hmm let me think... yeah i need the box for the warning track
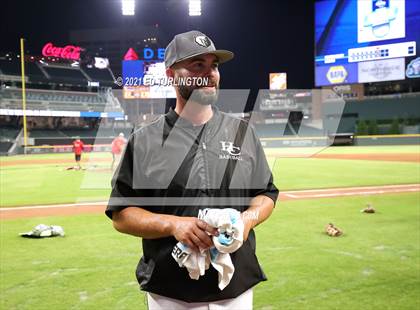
[1,184,418,220]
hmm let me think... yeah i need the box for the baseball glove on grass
[325,223,343,237]
[361,204,376,213]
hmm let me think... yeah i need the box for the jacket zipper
[201,138,210,191]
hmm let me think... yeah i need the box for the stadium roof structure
[0,56,116,88]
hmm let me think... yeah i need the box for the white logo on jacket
[219,141,242,160]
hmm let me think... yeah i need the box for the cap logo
[195,36,211,48]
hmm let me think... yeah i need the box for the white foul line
[286,188,419,199]
[283,184,420,194]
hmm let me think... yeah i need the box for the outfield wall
[11,134,420,155]
[259,134,420,148]
[324,95,420,133]
[354,135,420,146]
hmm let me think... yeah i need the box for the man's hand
[171,217,219,252]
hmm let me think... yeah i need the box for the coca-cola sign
[42,42,81,60]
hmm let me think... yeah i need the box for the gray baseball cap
[164,30,234,68]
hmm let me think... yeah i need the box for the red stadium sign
[42,42,81,60]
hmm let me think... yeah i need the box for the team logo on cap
[195,36,211,48]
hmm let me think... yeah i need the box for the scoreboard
[315,0,420,86]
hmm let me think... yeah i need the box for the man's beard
[178,84,219,106]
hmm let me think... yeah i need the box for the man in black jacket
[106,30,278,309]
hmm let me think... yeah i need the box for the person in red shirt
[72,137,85,170]
[111,133,127,170]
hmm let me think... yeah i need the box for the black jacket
[106,106,279,302]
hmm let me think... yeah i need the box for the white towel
[172,208,244,290]
[198,208,244,254]
[172,242,209,280]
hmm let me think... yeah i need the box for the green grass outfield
[0,153,113,207]
[1,145,419,207]
[1,145,419,308]
[1,193,419,309]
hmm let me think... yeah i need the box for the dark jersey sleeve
[105,135,137,219]
[249,125,279,205]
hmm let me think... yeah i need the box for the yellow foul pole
[20,38,28,152]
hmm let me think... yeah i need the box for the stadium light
[122,0,135,16]
[189,0,201,16]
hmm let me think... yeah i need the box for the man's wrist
[164,215,178,236]
[242,215,254,232]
